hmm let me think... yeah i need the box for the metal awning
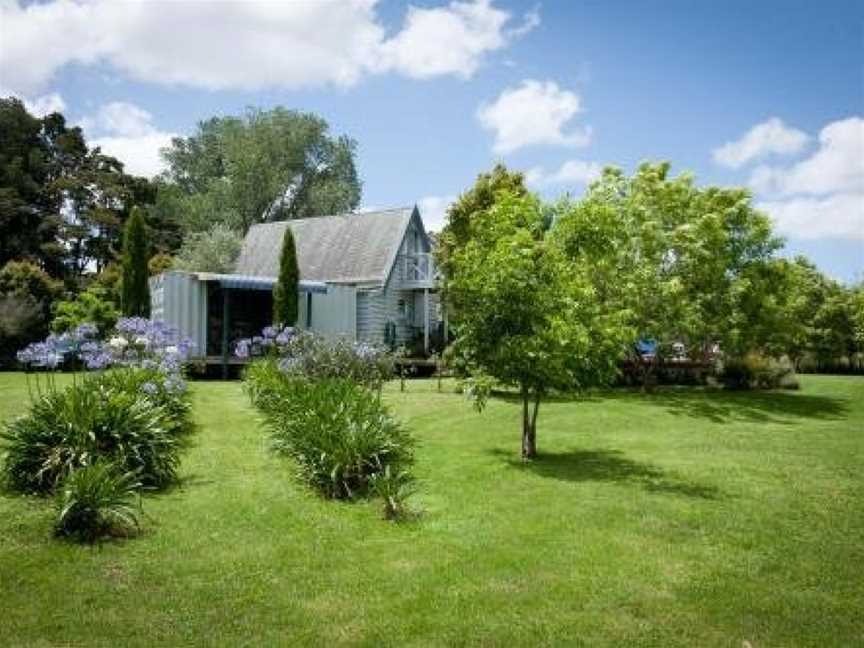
[194,272,328,293]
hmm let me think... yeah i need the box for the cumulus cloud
[756,193,863,240]
[417,195,456,232]
[83,102,177,178]
[749,117,863,240]
[524,159,603,187]
[477,80,591,154]
[712,117,809,169]
[381,0,537,79]
[0,0,533,93]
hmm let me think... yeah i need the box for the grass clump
[54,461,142,543]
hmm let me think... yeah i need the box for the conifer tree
[121,207,151,317]
[273,225,299,326]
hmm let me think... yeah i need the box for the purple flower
[234,339,251,359]
[73,323,99,340]
[141,381,159,395]
[262,326,278,339]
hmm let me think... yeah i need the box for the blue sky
[1,0,861,281]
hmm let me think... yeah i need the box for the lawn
[1,373,862,647]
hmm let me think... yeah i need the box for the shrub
[259,376,414,500]
[1,371,184,494]
[719,353,799,390]
[54,461,142,543]
[51,286,119,337]
[172,224,242,274]
[369,464,417,521]
[237,327,394,390]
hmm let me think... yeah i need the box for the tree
[446,189,631,459]
[120,208,150,317]
[273,226,299,326]
[436,164,528,283]
[555,163,784,373]
[0,260,63,364]
[1,97,158,281]
[160,107,362,233]
[172,224,242,274]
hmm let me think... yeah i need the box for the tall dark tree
[160,107,362,233]
[273,226,299,326]
[121,207,150,317]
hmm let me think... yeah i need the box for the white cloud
[417,195,456,232]
[477,80,591,154]
[381,0,536,79]
[749,117,864,196]
[0,0,533,93]
[525,159,603,187]
[749,117,864,240]
[757,193,863,240]
[712,118,809,169]
[83,102,177,178]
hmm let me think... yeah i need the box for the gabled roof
[234,206,419,284]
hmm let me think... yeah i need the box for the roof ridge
[249,206,414,229]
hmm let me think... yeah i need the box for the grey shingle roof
[234,207,416,284]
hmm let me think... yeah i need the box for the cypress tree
[121,207,151,317]
[273,225,299,326]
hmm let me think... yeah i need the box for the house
[150,206,441,370]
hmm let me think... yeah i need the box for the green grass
[1,373,862,647]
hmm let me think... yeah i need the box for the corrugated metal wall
[149,272,208,357]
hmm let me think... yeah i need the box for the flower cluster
[235,326,394,388]
[17,323,101,369]
[17,318,194,394]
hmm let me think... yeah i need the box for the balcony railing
[399,252,437,287]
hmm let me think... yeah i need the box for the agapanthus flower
[141,381,159,395]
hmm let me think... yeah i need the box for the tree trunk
[521,386,539,460]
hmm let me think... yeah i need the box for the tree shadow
[490,447,720,499]
[603,389,850,425]
[489,387,850,425]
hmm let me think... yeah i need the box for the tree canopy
[158,107,362,234]
[445,189,632,458]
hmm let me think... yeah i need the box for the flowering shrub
[1,372,184,493]
[262,377,414,500]
[240,327,414,515]
[2,318,195,498]
[236,326,394,389]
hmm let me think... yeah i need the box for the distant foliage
[54,461,142,543]
[719,354,799,391]
[51,286,119,337]
[172,224,242,274]
[0,260,63,364]
[273,227,299,326]
[121,208,151,317]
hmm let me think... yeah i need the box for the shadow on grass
[490,388,849,425]
[606,389,850,424]
[490,447,720,499]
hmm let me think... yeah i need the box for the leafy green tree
[436,164,528,283]
[553,165,696,390]
[120,208,150,317]
[273,226,300,326]
[160,107,362,233]
[51,286,119,336]
[1,97,158,281]
[172,224,242,274]
[447,190,631,459]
